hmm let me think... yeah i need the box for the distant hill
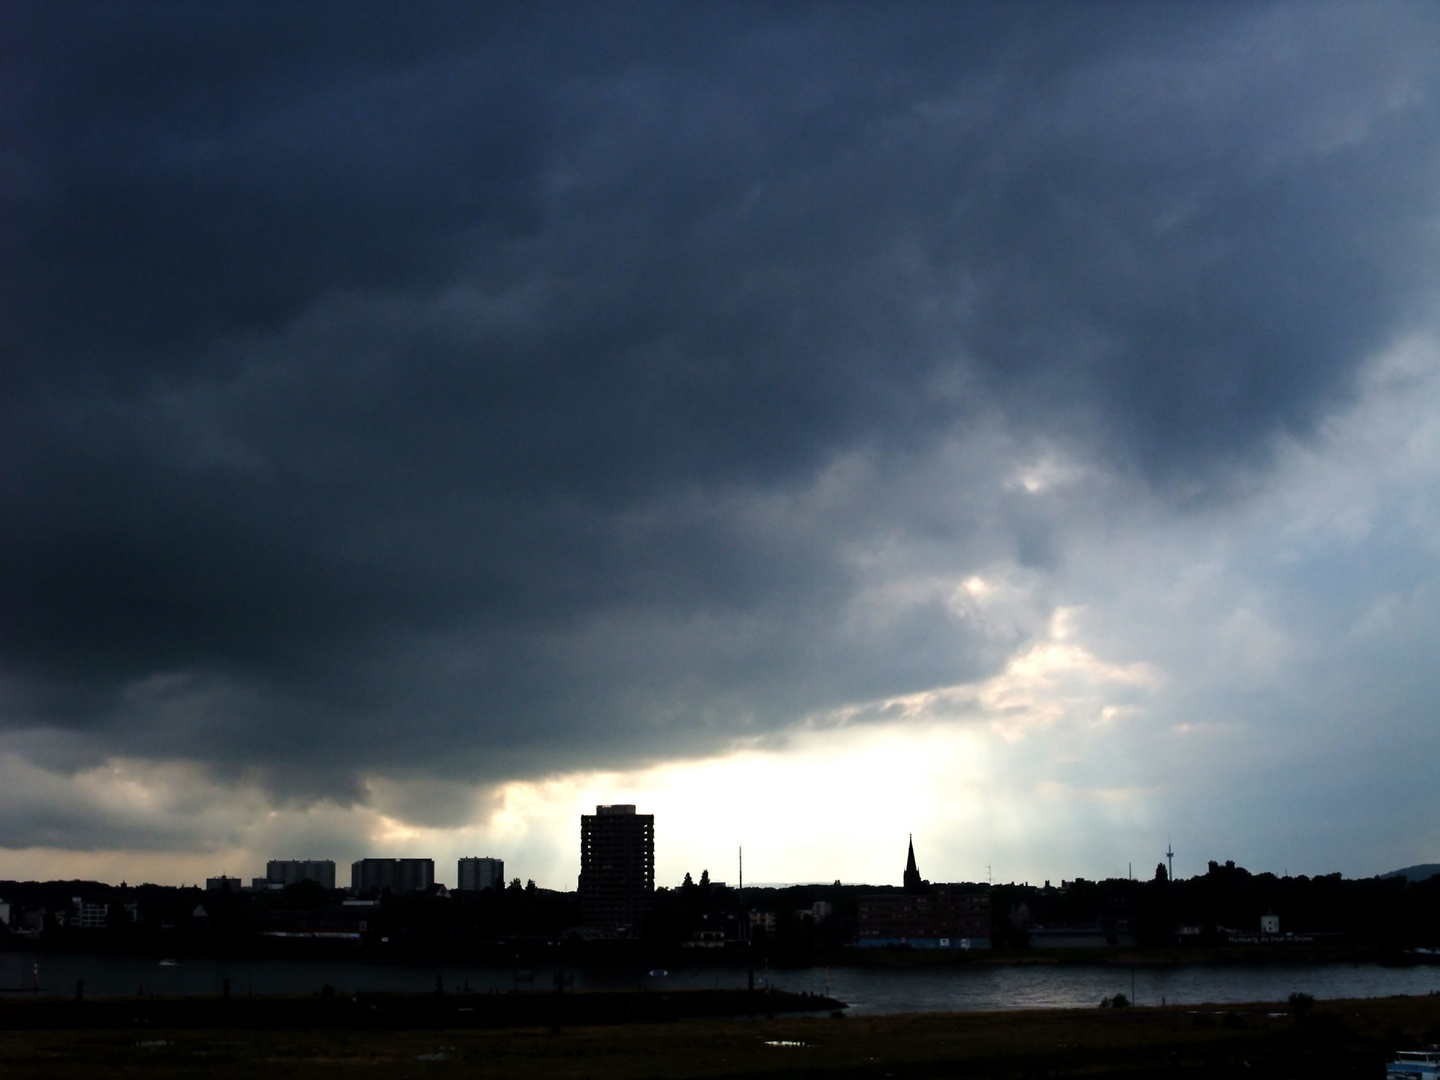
[1381,864,1440,882]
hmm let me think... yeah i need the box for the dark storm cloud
[2,2,1438,798]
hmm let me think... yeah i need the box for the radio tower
[1166,841,1175,882]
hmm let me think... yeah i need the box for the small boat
[1387,1048,1440,1080]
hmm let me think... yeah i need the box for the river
[2,952,1437,1015]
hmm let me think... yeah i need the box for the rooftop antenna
[1166,840,1174,882]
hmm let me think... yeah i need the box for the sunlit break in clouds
[2,2,1439,888]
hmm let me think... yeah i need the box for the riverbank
[0,986,842,1030]
[2,993,1438,1078]
[4,936,1421,970]
[826,940,1412,968]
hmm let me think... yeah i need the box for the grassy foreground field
[2,994,1438,1078]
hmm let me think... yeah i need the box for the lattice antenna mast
[738,846,744,942]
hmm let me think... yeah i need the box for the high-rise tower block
[579,804,655,933]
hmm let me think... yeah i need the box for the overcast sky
[3,2,1439,890]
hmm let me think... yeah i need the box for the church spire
[903,833,923,892]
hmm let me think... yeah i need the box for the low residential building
[255,899,374,943]
[71,900,109,929]
[796,900,835,922]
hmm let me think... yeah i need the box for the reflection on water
[1,952,1437,1014]
[796,962,1440,1014]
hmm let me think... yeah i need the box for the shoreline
[0,986,845,1030]
[2,939,1424,970]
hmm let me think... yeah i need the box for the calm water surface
[3,952,1437,1015]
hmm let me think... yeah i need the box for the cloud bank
[2,2,1438,883]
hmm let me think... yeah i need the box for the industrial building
[578,804,654,933]
[457,856,505,892]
